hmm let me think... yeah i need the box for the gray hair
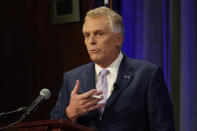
[84,6,124,36]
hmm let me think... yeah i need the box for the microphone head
[40,88,51,100]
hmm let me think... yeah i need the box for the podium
[3,119,94,131]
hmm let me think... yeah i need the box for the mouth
[90,49,97,53]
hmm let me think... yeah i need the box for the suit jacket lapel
[79,63,101,118]
[104,56,134,113]
[81,62,96,93]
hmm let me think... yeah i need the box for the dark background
[1,0,94,122]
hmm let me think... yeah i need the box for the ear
[115,33,123,48]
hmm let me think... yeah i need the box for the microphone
[25,88,51,114]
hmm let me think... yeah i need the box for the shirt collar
[95,52,123,76]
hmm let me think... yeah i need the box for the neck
[96,51,120,68]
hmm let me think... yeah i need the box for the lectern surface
[2,119,94,131]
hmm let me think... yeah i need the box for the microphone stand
[0,88,50,130]
[0,102,41,130]
[0,106,29,117]
[0,106,30,130]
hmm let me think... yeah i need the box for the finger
[87,103,105,111]
[72,80,80,94]
[79,100,104,114]
[93,91,103,96]
[80,89,97,99]
[81,97,102,106]
[84,98,101,108]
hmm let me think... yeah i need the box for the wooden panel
[0,0,94,123]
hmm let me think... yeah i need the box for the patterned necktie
[96,69,109,116]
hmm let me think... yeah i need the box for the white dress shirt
[95,52,123,98]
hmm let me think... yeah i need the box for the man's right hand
[65,80,103,122]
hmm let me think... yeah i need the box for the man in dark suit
[50,7,175,131]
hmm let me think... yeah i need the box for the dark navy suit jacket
[50,55,175,131]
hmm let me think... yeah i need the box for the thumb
[72,80,80,94]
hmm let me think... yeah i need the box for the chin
[90,58,98,63]
[90,56,101,63]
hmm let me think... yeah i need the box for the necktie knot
[100,69,109,77]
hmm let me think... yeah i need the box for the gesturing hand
[65,80,103,122]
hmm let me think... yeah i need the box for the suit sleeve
[147,67,175,131]
[50,75,70,120]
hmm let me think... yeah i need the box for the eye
[96,32,104,36]
[99,32,103,36]
[84,33,90,38]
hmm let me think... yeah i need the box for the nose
[89,35,96,45]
